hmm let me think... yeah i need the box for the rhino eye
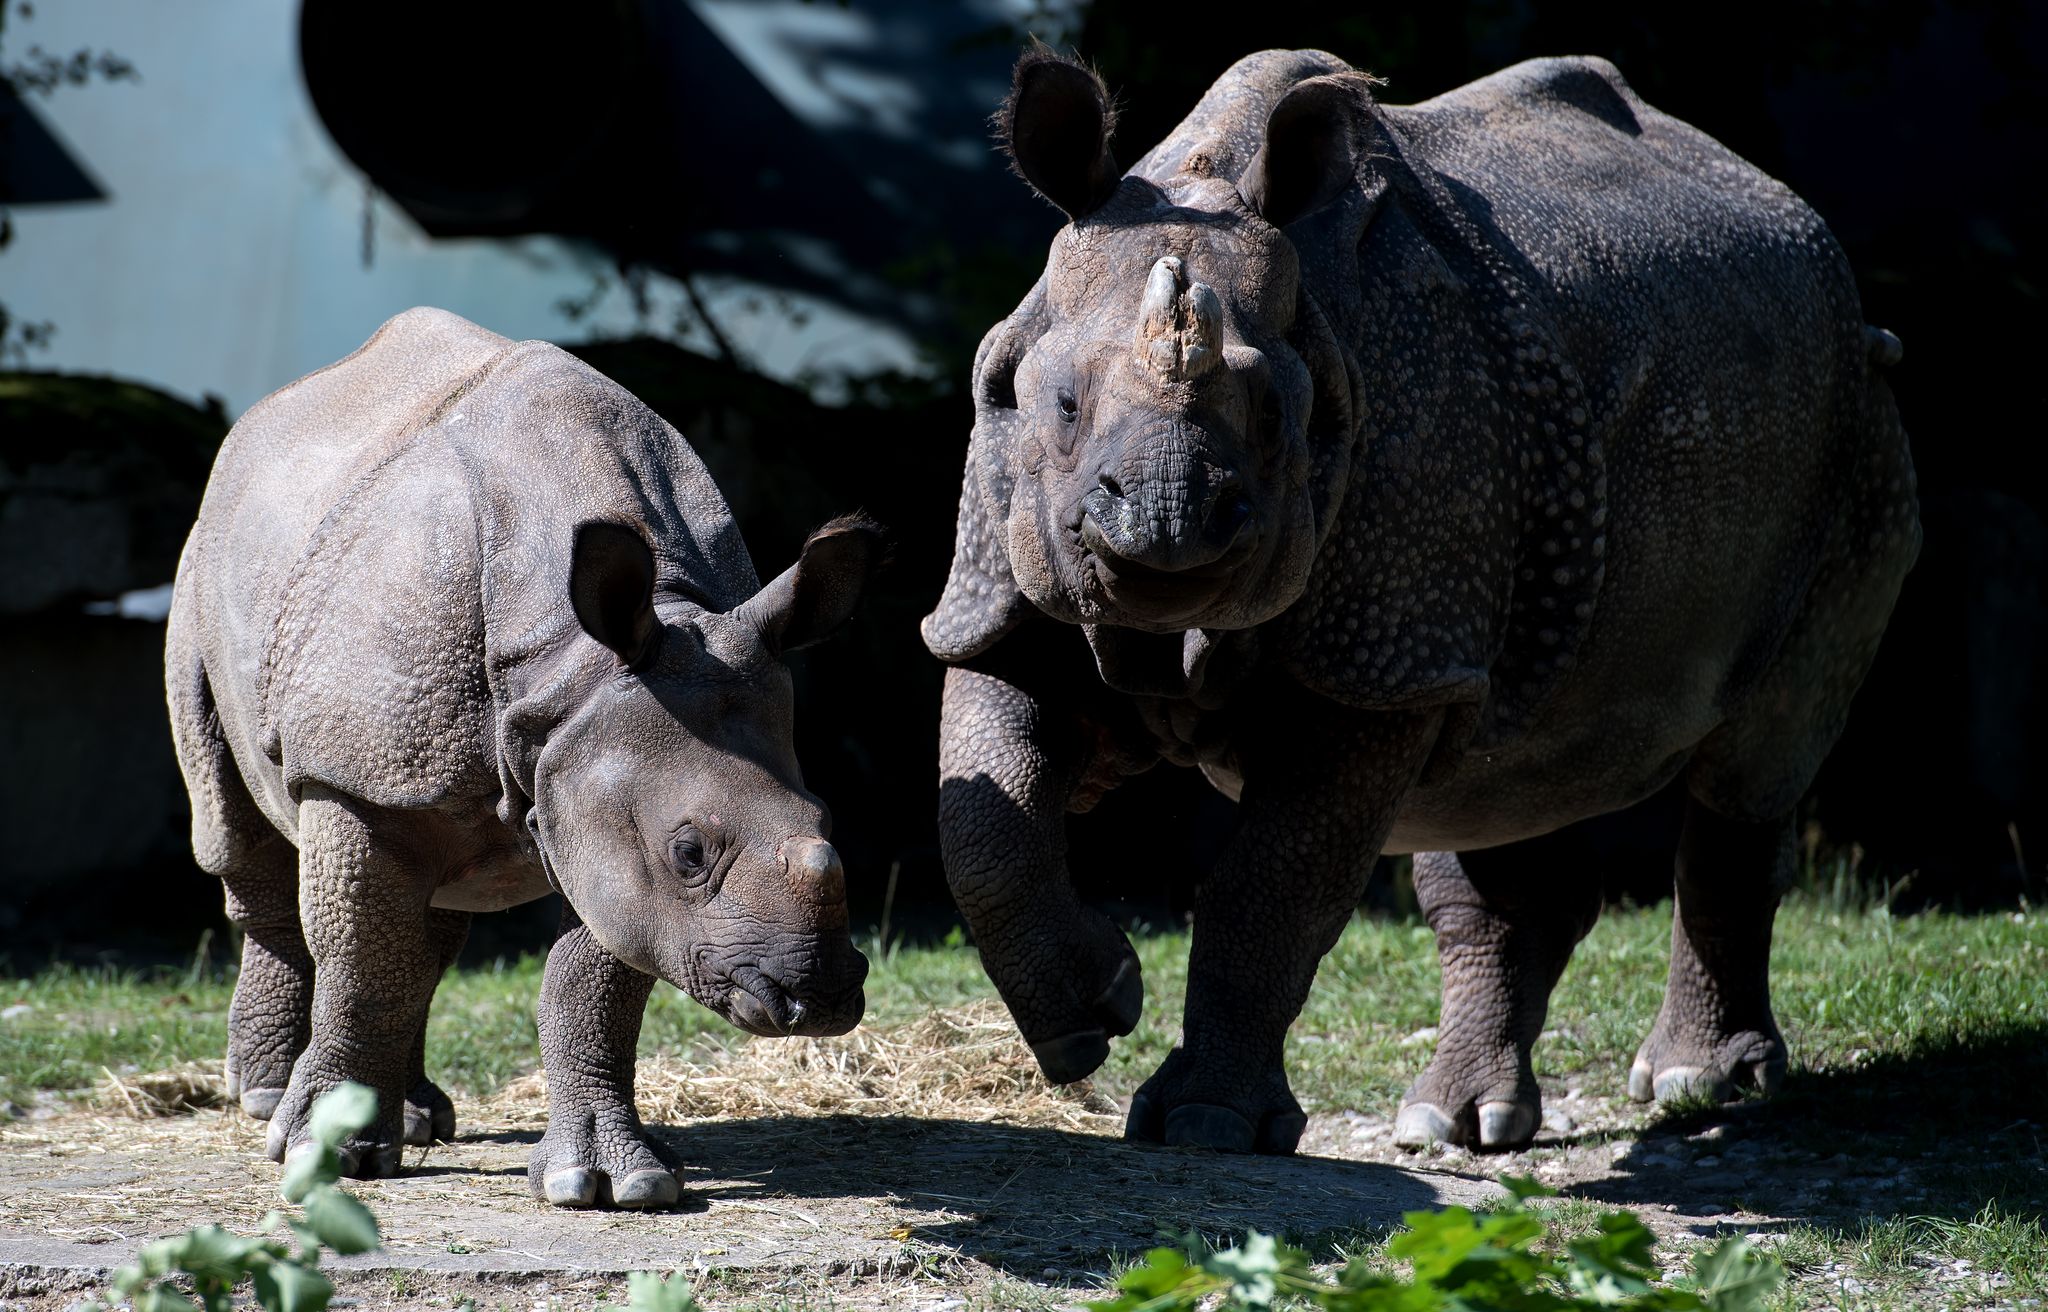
[1055,388,1078,423]
[669,825,710,883]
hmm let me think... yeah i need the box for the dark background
[2,0,2042,963]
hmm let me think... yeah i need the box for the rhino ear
[1241,75,1367,229]
[570,521,660,669]
[999,44,1119,221]
[739,515,887,655]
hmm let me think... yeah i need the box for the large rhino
[925,48,1918,1152]
[168,308,880,1205]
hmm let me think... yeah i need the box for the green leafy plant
[1086,1177,1782,1312]
[75,1083,385,1312]
[624,1270,704,1312]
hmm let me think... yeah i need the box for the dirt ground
[1,1100,1503,1309]
[2,1003,2039,1309]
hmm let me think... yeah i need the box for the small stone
[0,1004,32,1021]
[1695,1154,1722,1167]
[1688,1124,1728,1143]
[1541,1108,1576,1134]
[1401,1027,1439,1047]
[1683,1201,1731,1217]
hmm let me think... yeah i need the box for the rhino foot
[529,1109,679,1210]
[240,1086,287,1120]
[264,1073,403,1181]
[1393,1044,1541,1151]
[1628,1019,1785,1104]
[403,1079,457,1145]
[1124,1049,1305,1155]
[1026,954,1144,1084]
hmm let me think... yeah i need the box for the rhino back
[1387,58,1874,707]
[1358,59,1901,835]
[176,307,754,830]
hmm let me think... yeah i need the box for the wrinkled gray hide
[168,308,880,1206]
[927,50,1918,1153]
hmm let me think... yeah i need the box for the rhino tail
[1864,324,1903,369]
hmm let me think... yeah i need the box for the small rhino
[926,49,1918,1152]
[167,308,881,1207]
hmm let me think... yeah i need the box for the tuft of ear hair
[996,40,1121,221]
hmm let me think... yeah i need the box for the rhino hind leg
[264,787,446,1180]
[1394,832,1603,1150]
[1629,803,1791,1104]
[220,841,314,1121]
[1634,397,1917,1106]
[170,613,311,1119]
[528,909,678,1210]
[400,908,470,1145]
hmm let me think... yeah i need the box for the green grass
[4,897,2042,1118]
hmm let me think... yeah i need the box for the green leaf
[624,1270,702,1312]
[134,1287,201,1312]
[305,1082,378,1150]
[1204,1232,1310,1309]
[1565,1212,1662,1303]
[304,1187,381,1256]
[1690,1238,1783,1312]
[162,1224,272,1282]
[1086,1246,1208,1311]
[281,1145,340,1204]
[1501,1175,1559,1202]
[251,1259,336,1312]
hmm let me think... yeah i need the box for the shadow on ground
[1575,1024,2047,1234]
[659,1115,1464,1274]
[0,1108,1497,1288]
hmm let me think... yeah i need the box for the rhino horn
[1134,256,1222,383]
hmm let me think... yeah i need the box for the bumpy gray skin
[926,50,1919,1153]
[168,308,880,1204]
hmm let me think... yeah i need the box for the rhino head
[951,49,1367,642]
[521,516,883,1038]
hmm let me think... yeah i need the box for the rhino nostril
[1096,471,1126,501]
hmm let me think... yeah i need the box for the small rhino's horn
[1134,255,1221,383]
[1181,282,1221,379]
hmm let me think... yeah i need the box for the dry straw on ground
[79,1000,1121,1134]
[91,1060,230,1117]
[488,999,1123,1133]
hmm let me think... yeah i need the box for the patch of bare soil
[1,1005,1498,1310]
[12,1007,2040,1308]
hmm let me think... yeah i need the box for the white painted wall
[1,0,923,413]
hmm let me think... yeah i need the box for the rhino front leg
[266,787,441,1178]
[528,908,676,1209]
[1393,831,1603,1150]
[399,908,470,1145]
[1127,703,1441,1154]
[221,837,312,1121]
[938,661,1146,1084]
[1629,800,1790,1103]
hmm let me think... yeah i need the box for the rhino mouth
[1080,539,1254,625]
[722,964,864,1038]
